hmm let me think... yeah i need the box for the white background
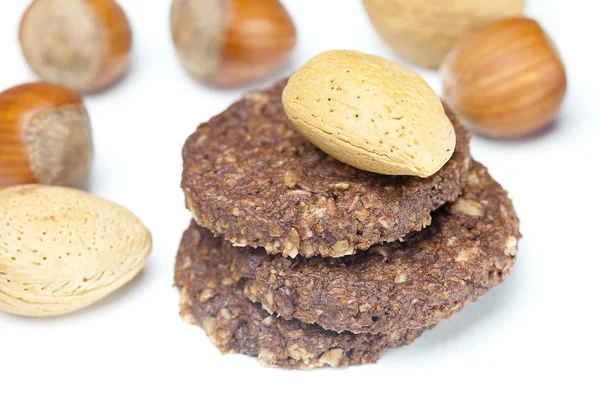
[1,1,598,399]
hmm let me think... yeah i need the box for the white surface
[1,1,598,399]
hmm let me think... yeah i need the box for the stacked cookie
[175,81,520,369]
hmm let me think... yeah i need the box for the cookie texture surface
[182,80,471,258]
[229,162,520,334]
[175,223,426,369]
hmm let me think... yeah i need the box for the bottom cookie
[175,224,427,369]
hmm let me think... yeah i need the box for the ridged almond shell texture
[19,0,133,93]
[441,17,567,137]
[362,0,525,69]
[0,185,152,317]
[282,50,456,177]
[0,82,93,190]
[171,0,296,87]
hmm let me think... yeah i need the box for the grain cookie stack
[175,80,520,369]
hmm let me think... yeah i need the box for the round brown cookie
[175,223,427,369]
[182,80,471,258]
[228,162,521,334]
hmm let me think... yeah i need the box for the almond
[0,185,152,317]
[282,50,455,177]
[362,0,525,69]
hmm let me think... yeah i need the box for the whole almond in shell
[0,185,152,317]
[362,0,525,69]
[282,50,456,177]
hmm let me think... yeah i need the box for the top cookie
[182,80,471,258]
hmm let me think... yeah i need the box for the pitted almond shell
[0,185,152,317]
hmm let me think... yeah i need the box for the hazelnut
[19,0,133,93]
[441,17,567,138]
[171,0,297,87]
[0,82,93,190]
[362,0,525,69]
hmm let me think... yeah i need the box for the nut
[171,0,296,87]
[0,82,93,190]
[451,199,483,217]
[283,171,297,188]
[282,50,456,177]
[318,348,344,367]
[331,240,352,256]
[505,236,518,257]
[19,0,133,93]
[441,17,567,138]
[362,0,524,69]
[0,185,152,317]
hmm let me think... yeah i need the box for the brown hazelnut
[0,82,93,190]
[441,17,567,138]
[171,0,297,87]
[19,0,133,93]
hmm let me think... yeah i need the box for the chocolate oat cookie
[175,223,427,369]
[228,162,520,334]
[182,80,471,258]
